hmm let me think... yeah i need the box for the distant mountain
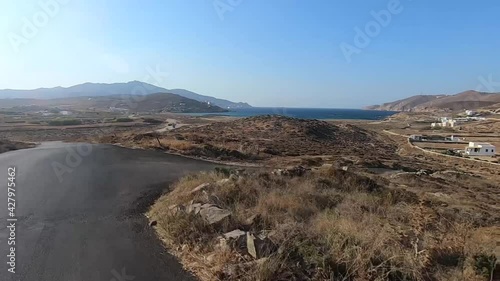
[0,81,251,109]
[365,95,445,111]
[366,90,500,112]
[0,92,228,113]
[100,92,228,113]
[167,89,251,109]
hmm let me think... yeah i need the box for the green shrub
[143,118,163,124]
[48,119,82,126]
[115,117,134,123]
[473,254,497,279]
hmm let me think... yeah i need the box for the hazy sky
[1,0,499,108]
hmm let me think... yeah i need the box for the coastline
[174,107,398,121]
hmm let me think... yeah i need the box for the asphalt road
[0,143,217,281]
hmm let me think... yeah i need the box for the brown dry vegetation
[0,139,35,153]
[114,116,396,165]
[148,168,498,281]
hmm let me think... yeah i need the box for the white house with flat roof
[465,142,496,157]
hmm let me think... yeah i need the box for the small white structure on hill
[465,110,476,116]
[445,135,461,142]
[432,118,458,128]
[465,142,496,157]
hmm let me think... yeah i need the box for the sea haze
[182,107,398,120]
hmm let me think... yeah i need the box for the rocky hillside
[98,92,228,113]
[122,115,396,162]
[0,81,251,109]
[0,92,228,113]
[365,95,445,111]
[367,90,500,112]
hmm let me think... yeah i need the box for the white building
[432,117,459,128]
[465,142,496,157]
[445,119,457,127]
[465,110,476,116]
[445,135,461,142]
[410,135,424,141]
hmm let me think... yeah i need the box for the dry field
[2,112,499,280]
[139,115,500,281]
[0,139,35,154]
[149,167,499,281]
[109,116,399,169]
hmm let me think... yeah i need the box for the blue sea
[185,107,397,120]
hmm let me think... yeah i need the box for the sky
[1,0,499,108]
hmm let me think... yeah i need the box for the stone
[191,183,210,194]
[246,233,258,259]
[272,169,285,176]
[185,203,202,215]
[416,169,428,176]
[224,229,246,239]
[273,166,308,177]
[246,232,277,259]
[222,229,247,252]
[199,204,231,224]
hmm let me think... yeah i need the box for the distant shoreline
[176,107,398,121]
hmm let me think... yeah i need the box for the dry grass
[0,139,35,153]
[117,116,396,164]
[148,168,497,281]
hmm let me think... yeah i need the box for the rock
[149,220,157,227]
[341,166,349,171]
[416,169,429,176]
[224,229,246,239]
[171,202,231,224]
[199,204,231,224]
[246,232,277,259]
[272,169,285,176]
[191,183,210,194]
[273,166,309,177]
[246,233,258,259]
[222,229,247,252]
[185,203,202,215]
